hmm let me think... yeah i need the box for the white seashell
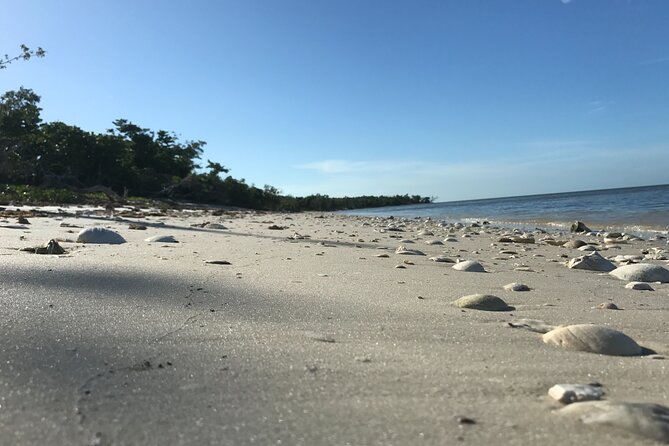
[557,400,669,443]
[548,383,604,404]
[542,324,642,356]
[76,227,126,244]
[429,255,456,263]
[145,235,178,243]
[452,260,486,272]
[609,264,669,283]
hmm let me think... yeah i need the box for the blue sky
[2,0,668,201]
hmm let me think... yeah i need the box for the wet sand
[1,206,668,445]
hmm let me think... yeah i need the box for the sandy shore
[1,205,668,445]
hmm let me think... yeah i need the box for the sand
[0,205,668,445]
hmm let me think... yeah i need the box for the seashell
[417,229,434,236]
[76,227,126,244]
[577,245,597,251]
[557,400,669,443]
[443,236,458,242]
[570,221,592,233]
[542,324,642,356]
[429,255,456,263]
[609,264,669,283]
[504,282,531,292]
[511,235,535,244]
[204,260,231,265]
[452,260,486,272]
[451,294,513,311]
[567,251,616,272]
[507,318,556,333]
[425,239,443,245]
[593,302,620,310]
[145,235,178,243]
[20,239,66,255]
[548,383,604,404]
[563,240,587,249]
[625,281,654,291]
[204,223,228,230]
[395,245,425,255]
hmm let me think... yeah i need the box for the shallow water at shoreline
[342,184,669,237]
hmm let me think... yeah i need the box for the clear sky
[2,0,668,202]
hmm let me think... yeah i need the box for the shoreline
[1,205,668,445]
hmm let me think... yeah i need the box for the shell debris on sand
[557,400,669,443]
[542,324,643,356]
[452,294,514,311]
[76,227,126,244]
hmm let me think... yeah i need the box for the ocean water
[342,184,669,237]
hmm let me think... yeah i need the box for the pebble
[625,281,654,291]
[557,400,669,443]
[76,227,126,244]
[610,263,669,283]
[452,260,486,272]
[452,294,513,311]
[542,324,643,356]
[548,383,604,404]
[593,302,620,310]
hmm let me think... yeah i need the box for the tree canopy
[0,88,430,210]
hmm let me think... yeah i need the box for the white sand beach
[1,206,668,445]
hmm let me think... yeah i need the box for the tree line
[0,87,431,211]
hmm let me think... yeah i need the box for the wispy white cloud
[640,56,669,65]
[287,143,669,201]
[586,100,613,115]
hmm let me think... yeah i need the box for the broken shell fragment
[548,383,605,404]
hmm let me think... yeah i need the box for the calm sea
[342,184,669,237]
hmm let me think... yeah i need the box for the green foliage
[0,87,431,211]
[0,184,106,204]
[0,45,46,70]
